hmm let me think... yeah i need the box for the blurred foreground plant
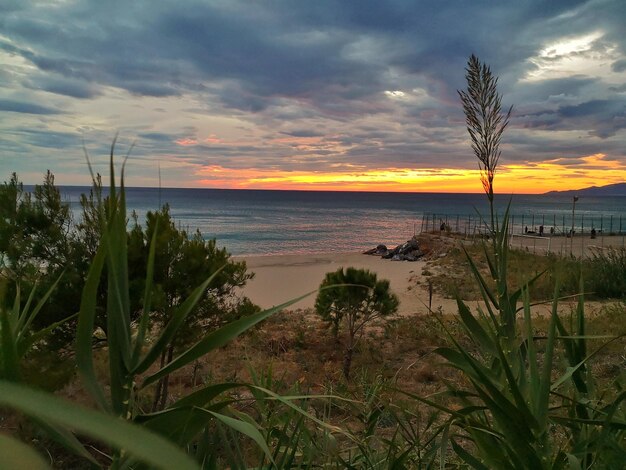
[0,141,338,468]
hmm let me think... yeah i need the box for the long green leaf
[17,271,64,339]
[140,291,315,388]
[456,298,495,354]
[132,266,225,375]
[34,419,98,466]
[551,335,624,391]
[0,434,50,469]
[131,218,159,366]
[0,309,19,380]
[462,246,499,309]
[76,237,109,411]
[18,312,79,358]
[207,409,274,465]
[450,438,489,470]
[0,381,200,470]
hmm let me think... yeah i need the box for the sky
[1,0,625,193]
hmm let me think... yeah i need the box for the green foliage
[414,54,626,468]
[2,145,321,467]
[0,274,73,382]
[137,205,254,340]
[316,267,398,379]
[586,247,626,298]
[0,172,82,350]
[0,171,72,276]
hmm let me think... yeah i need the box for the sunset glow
[2,1,624,192]
[194,153,625,193]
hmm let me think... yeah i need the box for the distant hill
[545,182,626,197]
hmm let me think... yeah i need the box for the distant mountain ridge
[545,182,626,197]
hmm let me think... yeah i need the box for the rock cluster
[363,237,423,261]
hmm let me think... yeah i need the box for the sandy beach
[236,251,456,315]
[236,234,624,316]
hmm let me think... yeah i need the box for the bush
[315,267,398,379]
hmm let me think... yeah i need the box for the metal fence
[419,212,626,257]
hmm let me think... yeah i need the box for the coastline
[235,233,625,316]
[235,251,458,315]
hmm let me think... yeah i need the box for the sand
[236,251,457,315]
[236,233,624,316]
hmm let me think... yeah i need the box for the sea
[57,187,626,256]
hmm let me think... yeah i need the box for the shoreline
[235,251,458,315]
[235,234,624,316]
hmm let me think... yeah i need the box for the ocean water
[58,187,626,256]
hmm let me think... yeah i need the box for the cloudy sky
[1,0,625,193]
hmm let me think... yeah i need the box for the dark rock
[363,237,423,261]
[363,244,389,256]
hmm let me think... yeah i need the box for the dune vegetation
[1,56,624,469]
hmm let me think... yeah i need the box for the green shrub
[586,247,626,298]
[315,267,398,379]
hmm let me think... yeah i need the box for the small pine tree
[315,267,398,379]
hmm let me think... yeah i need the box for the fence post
[581,214,585,258]
[601,214,604,248]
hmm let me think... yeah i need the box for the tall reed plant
[406,55,626,468]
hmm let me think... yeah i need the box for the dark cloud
[9,128,81,149]
[0,99,61,115]
[139,132,176,142]
[612,59,626,73]
[1,0,625,184]
[25,76,101,99]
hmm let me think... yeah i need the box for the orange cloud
[193,153,625,193]
[175,138,198,146]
